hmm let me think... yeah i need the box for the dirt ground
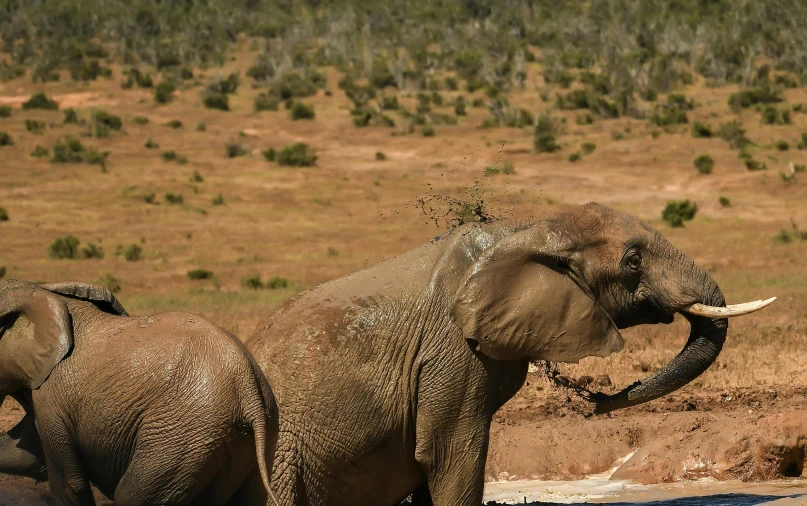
[1,41,807,502]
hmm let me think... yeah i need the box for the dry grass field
[2,39,807,496]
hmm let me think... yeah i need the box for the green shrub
[761,106,792,125]
[203,92,229,111]
[196,121,207,132]
[50,137,109,170]
[728,86,783,112]
[581,142,596,155]
[694,154,714,174]
[454,96,467,116]
[774,230,793,243]
[0,132,13,146]
[289,101,315,120]
[80,243,104,259]
[165,119,183,129]
[421,125,435,137]
[534,134,560,153]
[0,207,7,221]
[262,148,276,161]
[0,105,11,117]
[31,145,49,157]
[718,121,751,149]
[744,159,767,171]
[63,108,80,124]
[154,80,176,104]
[124,244,142,261]
[576,113,594,125]
[211,194,224,206]
[380,95,399,110]
[22,92,58,110]
[207,73,239,95]
[132,115,149,125]
[25,119,45,134]
[719,196,731,207]
[444,77,458,90]
[190,170,204,183]
[375,151,387,161]
[145,139,159,149]
[691,122,712,138]
[472,97,485,108]
[225,143,248,158]
[568,152,581,162]
[93,110,122,131]
[143,193,156,204]
[121,67,153,89]
[776,140,790,151]
[484,161,516,175]
[661,200,698,227]
[277,143,317,167]
[48,236,80,259]
[242,275,263,289]
[164,193,183,204]
[265,276,289,289]
[161,150,177,161]
[187,268,213,280]
[254,93,280,112]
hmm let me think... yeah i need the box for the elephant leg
[0,411,48,481]
[38,428,94,506]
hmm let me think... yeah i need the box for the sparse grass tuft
[97,273,122,294]
[661,200,698,227]
[581,142,596,155]
[30,145,49,157]
[123,244,142,261]
[187,268,213,280]
[190,170,204,183]
[132,115,149,125]
[25,119,45,134]
[211,194,224,205]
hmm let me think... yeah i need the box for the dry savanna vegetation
[0,0,806,405]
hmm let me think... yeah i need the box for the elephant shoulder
[38,281,128,316]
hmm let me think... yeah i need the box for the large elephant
[0,280,279,506]
[237,202,772,506]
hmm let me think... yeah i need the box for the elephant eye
[626,251,642,271]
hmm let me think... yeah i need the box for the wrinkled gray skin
[0,280,278,506]
[237,202,728,506]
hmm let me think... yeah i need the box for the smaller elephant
[0,279,279,506]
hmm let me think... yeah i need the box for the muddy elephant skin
[0,280,278,506]
[241,202,755,506]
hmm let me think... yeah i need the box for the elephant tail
[243,358,281,506]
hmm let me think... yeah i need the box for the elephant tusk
[682,297,777,317]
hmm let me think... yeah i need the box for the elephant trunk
[593,265,728,415]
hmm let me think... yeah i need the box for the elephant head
[450,203,774,414]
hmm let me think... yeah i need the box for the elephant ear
[450,225,624,362]
[0,280,74,392]
[39,281,128,316]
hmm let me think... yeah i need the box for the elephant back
[38,281,129,317]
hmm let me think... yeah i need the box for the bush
[728,86,783,112]
[454,96,467,116]
[472,98,485,108]
[774,230,793,244]
[568,152,581,162]
[22,92,58,110]
[164,193,183,204]
[262,148,276,162]
[719,196,731,207]
[133,116,149,125]
[0,132,13,146]
[576,113,594,125]
[187,268,213,280]
[691,122,712,138]
[661,200,698,227]
[242,275,263,289]
[154,80,176,104]
[48,236,80,259]
[277,143,317,167]
[165,119,183,129]
[97,273,122,294]
[25,119,45,134]
[265,276,289,289]
[421,125,435,137]
[744,159,767,171]
[581,142,596,155]
[196,121,206,132]
[203,92,229,111]
[143,193,156,204]
[225,143,248,158]
[80,243,104,259]
[190,170,204,183]
[0,105,11,117]
[761,106,792,125]
[211,194,224,205]
[254,93,280,112]
[694,154,714,174]
[718,121,751,149]
[30,145,49,157]
[161,150,177,161]
[145,139,159,149]
[380,95,399,111]
[51,137,109,170]
[289,101,315,120]
[93,110,122,131]
[124,244,142,261]
[484,161,516,175]
[207,73,239,95]
[63,108,80,124]
[375,151,387,161]
[0,207,7,221]
[121,67,153,89]
[776,140,790,151]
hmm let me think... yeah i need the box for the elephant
[235,202,773,506]
[0,279,280,506]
